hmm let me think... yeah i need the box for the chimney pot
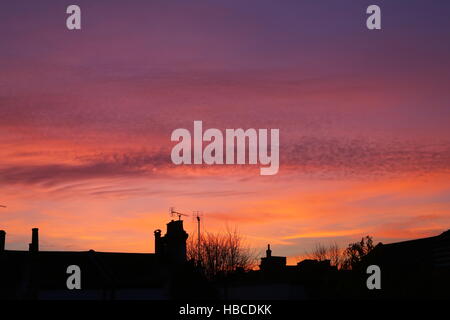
[0,230,5,252]
[30,228,39,252]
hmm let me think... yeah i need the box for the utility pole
[193,211,203,265]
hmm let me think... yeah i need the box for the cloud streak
[2,137,450,188]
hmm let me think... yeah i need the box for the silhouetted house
[259,244,286,272]
[295,259,341,298]
[361,230,450,298]
[0,220,198,300]
[297,259,335,272]
[217,245,306,299]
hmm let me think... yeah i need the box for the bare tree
[307,243,328,261]
[305,236,375,270]
[187,227,257,280]
[306,242,343,269]
[328,243,343,269]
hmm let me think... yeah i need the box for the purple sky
[1,0,450,261]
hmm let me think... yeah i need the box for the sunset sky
[1,0,450,263]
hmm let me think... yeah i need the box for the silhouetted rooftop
[364,230,450,268]
[0,250,163,290]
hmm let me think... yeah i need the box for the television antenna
[169,207,189,220]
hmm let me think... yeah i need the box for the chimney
[0,230,5,252]
[154,229,162,256]
[165,220,188,264]
[29,228,39,252]
[266,244,272,258]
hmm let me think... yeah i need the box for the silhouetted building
[259,244,287,272]
[0,221,193,300]
[3,224,450,299]
[216,245,306,299]
[360,229,450,298]
[364,229,450,269]
[297,259,335,272]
